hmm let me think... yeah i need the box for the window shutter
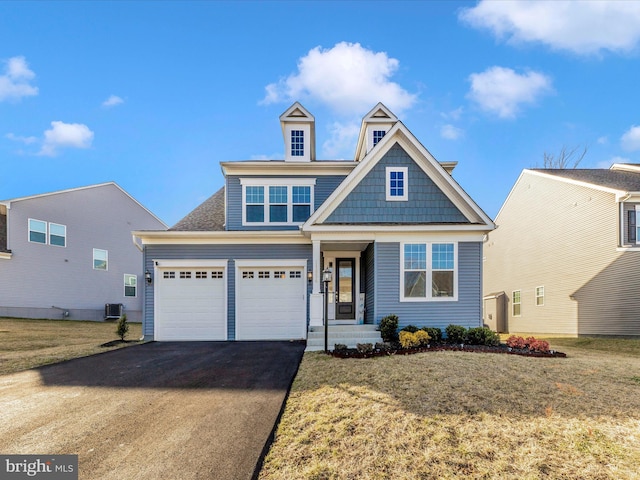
[629,210,636,243]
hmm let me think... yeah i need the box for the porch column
[309,239,323,326]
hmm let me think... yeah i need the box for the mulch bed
[329,344,566,359]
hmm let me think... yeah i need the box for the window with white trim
[93,248,108,270]
[373,130,386,146]
[513,290,521,316]
[536,286,544,306]
[28,219,66,247]
[386,167,408,201]
[636,206,640,244]
[242,179,315,225]
[124,274,137,297]
[401,242,457,301]
[291,130,304,157]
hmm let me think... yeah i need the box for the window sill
[616,246,640,252]
[400,296,458,302]
[0,251,12,260]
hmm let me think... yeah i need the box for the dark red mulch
[329,344,566,359]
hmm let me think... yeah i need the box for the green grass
[260,338,640,479]
[0,317,142,375]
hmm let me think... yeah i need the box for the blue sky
[2,1,640,226]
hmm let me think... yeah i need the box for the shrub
[422,327,442,344]
[414,330,431,346]
[445,324,467,344]
[379,314,399,343]
[375,342,389,351]
[399,331,420,349]
[116,314,129,341]
[528,339,550,353]
[334,343,348,351]
[356,343,374,354]
[466,327,500,346]
[400,325,419,333]
[506,335,526,349]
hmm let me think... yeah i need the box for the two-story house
[0,182,167,322]
[133,103,494,344]
[483,165,640,336]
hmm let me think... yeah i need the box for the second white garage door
[236,261,307,340]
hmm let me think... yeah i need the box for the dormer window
[291,130,304,157]
[373,130,386,146]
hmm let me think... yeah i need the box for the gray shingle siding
[325,144,468,224]
[143,243,313,339]
[373,241,482,329]
[225,175,347,230]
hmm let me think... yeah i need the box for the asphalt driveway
[0,341,305,479]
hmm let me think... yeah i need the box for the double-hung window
[28,219,66,247]
[124,274,137,297]
[513,290,521,316]
[242,179,315,225]
[386,167,408,201]
[291,130,304,157]
[401,242,457,301]
[93,248,108,270]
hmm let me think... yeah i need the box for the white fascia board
[304,223,492,234]
[310,230,486,243]
[133,230,310,245]
[153,259,228,268]
[611,163,640,174]
[235,258,307,268]
[616,192,640,202]
[221,161,356,177]
[240,177,316,186]
[304,122,495,230]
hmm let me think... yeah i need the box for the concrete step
[305,325,382,351]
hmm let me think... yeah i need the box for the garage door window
[242,271,254,279]
[274,270,286,279]
[180,271,192,279]
[290,271,301,278]
[163,271,175,279]
[212,271,223,279]
[259,271,270,279]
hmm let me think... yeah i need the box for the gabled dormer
[354,103,398,161]
[280,102,315,162]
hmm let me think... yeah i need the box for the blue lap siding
[373,241,483,329]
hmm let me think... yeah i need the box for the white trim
[636,205,640,245]
[154,259,228,268]
[93,248,108,271]
[0,252,12,260]
[400,241,458,302]
[124,273,137,298]
[512,290,521,317]
[235,259,307,268]
[27,218,47,244]
[49,222,66,248]
[240,180,315,226]
[535,285,545,306]
[221,161,356,177]
[386,166,408,201]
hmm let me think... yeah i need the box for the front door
[335,258,355,320]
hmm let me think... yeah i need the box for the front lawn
[260,339,640,479]
[0,318,142,375]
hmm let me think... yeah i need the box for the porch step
[305,325,382,352]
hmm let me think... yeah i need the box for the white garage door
[236,265,307,340]
[155,267,226,340]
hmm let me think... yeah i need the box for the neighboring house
[0,183,167,322]
[133,103,494,342]
[483,165,640,336]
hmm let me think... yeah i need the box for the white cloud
[5,132,38,144]
[597,136,608,145]
[467,66,553,119]
[441,107,464,121]
[0,56,38,102]
[39,121,94,156]
[261,42,417,116]
[441,124,464,140]
[460,1,640,56]
[102,95,124,108]
[621,125,640,151]
[322,121,361,159]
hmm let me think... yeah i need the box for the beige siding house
[483,164,640,337]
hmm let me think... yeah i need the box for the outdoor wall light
[307,271,313,282]
[145,270,152,285]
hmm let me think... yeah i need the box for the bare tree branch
[542,145,588,169]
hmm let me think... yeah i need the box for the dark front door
[335,258,355,320]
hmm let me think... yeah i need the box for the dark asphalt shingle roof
[170,187,225,231]
[532,166,640,192]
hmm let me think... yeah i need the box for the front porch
[305,324,382,352]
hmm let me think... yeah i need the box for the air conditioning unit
[105,303,123,320]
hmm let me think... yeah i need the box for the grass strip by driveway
[260,339,640,480]
[0,318,142,375]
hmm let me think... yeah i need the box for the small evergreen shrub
[399,331,420,349]
[422,327,442,344]
[413,330,431,346]
[375,342,389,351]
[116,314,129,341]
[356,343,374,354]
[445,324,467,344]
[400,325,419,333]
[466,327,500,346]
[379,314,399,343]
[334,343,348,351]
